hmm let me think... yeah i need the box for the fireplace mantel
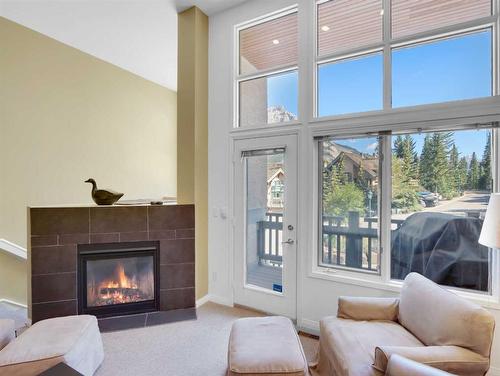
[28,204,195,323]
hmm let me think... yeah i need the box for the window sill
[230,121,301,134]
[309,267,500,311]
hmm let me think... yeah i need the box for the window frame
[235,6,300,128]
[317,134,385,275]
[313,124,500,297]
[313,0,498,119]
[228,0,500,310]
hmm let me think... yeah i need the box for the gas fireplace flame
[86,258,154,307]
[102,264,138,290]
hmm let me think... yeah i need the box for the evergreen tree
[449,143,461,194]
[392,156,421,212]
[393,135,405,158]
[419,134,434,191]
[457,157,468,193]
[419,132,454,197]
[468,152,481,190]
[394,135,418,185]
[479,133,492,190]
[433,132,454,197]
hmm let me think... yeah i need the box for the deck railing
[257,211,404,270]
[257,212,283,266]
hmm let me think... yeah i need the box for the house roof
[328,151,378,178]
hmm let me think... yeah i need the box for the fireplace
[78,241,160,317]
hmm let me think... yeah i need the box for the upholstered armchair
[310,273,495,376]
[386,355,456,376]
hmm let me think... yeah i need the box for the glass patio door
[233,135,297,318]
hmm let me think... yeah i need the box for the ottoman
[0,315,104,376]
[227,316,309,376]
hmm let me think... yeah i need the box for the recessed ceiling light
[321,25,330,32]
[272,39,280,45]
[380,9,384,16]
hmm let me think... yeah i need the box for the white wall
[208,1,500,375]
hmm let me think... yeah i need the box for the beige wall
[177,7,209,300]
[0,17,177,305]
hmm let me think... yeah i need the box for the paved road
[424,191,490,215]
[394,191,490,221]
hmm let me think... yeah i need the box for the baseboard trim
[206,294,233,307]
[298,318,320,336]
[0,298,27,309]
[195,294,211,307]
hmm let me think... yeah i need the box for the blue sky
[266,30,492,158]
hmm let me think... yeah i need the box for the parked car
[417,191,439,207]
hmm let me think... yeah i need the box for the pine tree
[468,152,480,190]
[449,143,461,194]
[433,132,454,197]
[393,135,411,183]
[457,157,468,193]
[393,135,405,158]
[419,132,453,195]
[419,134,434,191]
[479,133,492,190]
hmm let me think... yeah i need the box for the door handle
[281,238,294,245]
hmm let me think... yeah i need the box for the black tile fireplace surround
[29,204,195,323]
[78,241,160,318]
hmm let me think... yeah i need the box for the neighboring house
[267,167,285,211]
[326,150,379,190]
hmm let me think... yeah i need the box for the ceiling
[0,0,249,91]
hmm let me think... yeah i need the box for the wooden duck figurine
[85,178,124,205]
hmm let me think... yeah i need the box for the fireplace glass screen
[86,256,154,307]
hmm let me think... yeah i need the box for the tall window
[319,136,381,272]
[390,129,493,292]
[315,0,494,117]
[319,125,497,293]
[237,9,299,127]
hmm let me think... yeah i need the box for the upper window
[237,10,299,127]
[315,0,494,117]
[392,0,492,38]
[318,53,383,116]
[392,30,492,108]
[317,0,383,56]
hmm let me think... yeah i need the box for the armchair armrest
[337,297,399,321]
[386,354,456,376]
[374,345,489,375]
[0,319,15,350]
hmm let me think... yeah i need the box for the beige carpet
[97,302,318,376]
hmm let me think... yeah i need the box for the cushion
[0,320,15,351]
[228,316,308,376]
[398,273,495,357]
[0,315,104,376]
[386,355,456,376]
[315,316,423,376]
[337,297,399,321]
[374,345,489,376]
